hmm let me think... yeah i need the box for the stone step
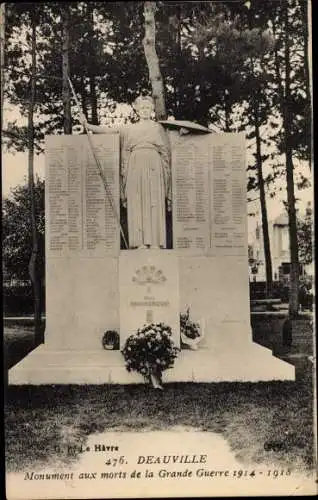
[9,341,295,385]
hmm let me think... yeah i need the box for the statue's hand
[167,199,172,212]
[122,200,127,209]
[179,127,190,136]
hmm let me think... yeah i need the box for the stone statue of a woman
[83,96,171,249]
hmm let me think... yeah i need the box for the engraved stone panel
[209,133,247,256]
[170,131,246,256]
[46,134,120,258]
[170,132,210,254]
[45,135,120,351]
[119,250,180,348]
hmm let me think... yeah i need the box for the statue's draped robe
[121,121,171,248]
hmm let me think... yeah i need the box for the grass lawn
[3,321,45,370]
[4,318,315,476]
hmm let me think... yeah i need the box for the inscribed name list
[170,132,210,253]
[46,134,120,257]
[170,131,246,256]
[209,133,247,256]
[119,251,180,348]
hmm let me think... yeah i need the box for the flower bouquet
[121,323,179,389]
[102,330,120,350]
[180,307,204,350]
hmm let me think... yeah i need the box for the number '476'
[105,456,127,467]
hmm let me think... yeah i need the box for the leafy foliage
[297,206,313,265]
[2,179,45,283]
[4,2,311,163]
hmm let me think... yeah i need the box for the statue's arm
[85,123,120,134]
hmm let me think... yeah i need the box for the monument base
[9,340,295,385]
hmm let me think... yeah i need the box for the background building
[249,207,312,283]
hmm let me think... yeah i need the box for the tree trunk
[0,3,5,134]
[272,5,300,318]
[224,89,231,132]
[198,43,209,126]
[176,6,183,117]
[80,76,89,121]
[88,3,98,124]
[28,11,41,340]
[90,75,98,124]
[300,0,312,170]
[170,6,183,118]
[143,1,166,120]
[284,3,299,318]
[62,5,72,134]
[254,102,273,297]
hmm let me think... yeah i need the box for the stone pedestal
[9,132,295,385]
[9,249,295,384]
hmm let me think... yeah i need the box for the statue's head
[133,95,155,119]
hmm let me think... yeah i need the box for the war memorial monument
[9,96,294,385]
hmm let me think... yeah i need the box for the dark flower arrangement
[180,307,201,340]
[121,323,179,389]
[102,330,120,350]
